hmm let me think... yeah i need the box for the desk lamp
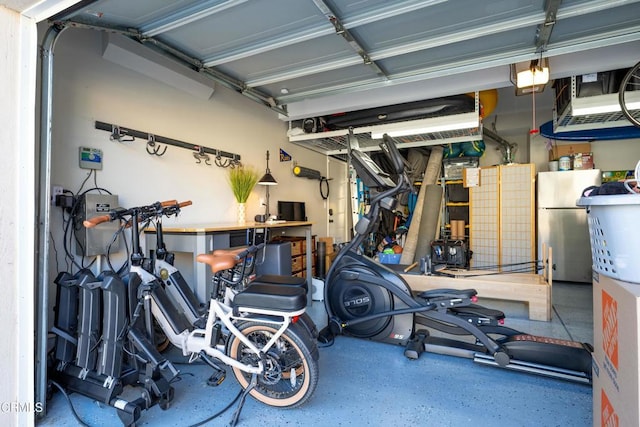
[258,150,277,220]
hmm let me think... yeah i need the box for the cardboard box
[573,153,595,170]
[592,273,640,427]
[549,142,592,161]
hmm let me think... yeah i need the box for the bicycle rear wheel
[619,60,640,128]
[226,321,318,408]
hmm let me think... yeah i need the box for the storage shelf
[554,76,640,132]
[288,94,482,158]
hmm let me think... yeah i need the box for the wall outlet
[52,185,63,205]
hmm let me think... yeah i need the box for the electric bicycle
[323,133,593,384]
[146,201,318,341]
[84,200,319,423]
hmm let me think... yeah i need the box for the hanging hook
[233,154,242,168]
[145,134,167,156]
[109,125,120,141]
[215,156,230,168]
[224,154,241,169]
[214,150,233,168]
[109,125,134,143]
[192,146,211,165]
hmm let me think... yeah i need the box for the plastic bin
[378,253,401,264]
[577,194,640,283]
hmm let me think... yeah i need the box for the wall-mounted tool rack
[95,121,241,167]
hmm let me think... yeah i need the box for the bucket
[558,156,571,171]
[378,253,401,264]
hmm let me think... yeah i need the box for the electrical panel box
[79,146,103,170]
[76,194,120,257]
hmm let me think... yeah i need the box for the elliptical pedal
[404,330,429,360]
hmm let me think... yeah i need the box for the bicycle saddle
[195,254,238,274]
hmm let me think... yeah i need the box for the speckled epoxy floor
[38,281,593,427]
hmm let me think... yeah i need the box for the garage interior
[2,0,640,426]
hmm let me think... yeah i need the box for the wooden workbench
[144,221,313,303]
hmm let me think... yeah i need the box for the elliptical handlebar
[350,134,412,240]
[381,134,405,176]
[381,134,416,196]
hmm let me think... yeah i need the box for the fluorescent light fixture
[571,91,640,116]
[368,111,479,139]
[102,33,215,100]
[516,63,550,88]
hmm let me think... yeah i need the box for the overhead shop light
[510,58,550,96]
[516,62,550,88]
[101,33,215,100]
[368,112,480,139]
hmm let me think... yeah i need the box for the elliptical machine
[323,133,593,384]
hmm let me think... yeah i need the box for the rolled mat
[400,146,443,264]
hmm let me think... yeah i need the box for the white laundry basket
[577,194,640,283]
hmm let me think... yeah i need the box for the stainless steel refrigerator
[537,169,601,283]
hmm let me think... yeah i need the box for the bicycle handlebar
[233,243,266,260]
[160,199,179,207]
[83,214,112,228]
[83,199,190,228]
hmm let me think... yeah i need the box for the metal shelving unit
[288,93,483,160]
[554,75,640,133]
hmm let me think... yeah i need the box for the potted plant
[227,166,259,223]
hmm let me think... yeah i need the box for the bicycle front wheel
[226,320,319,408]
[619,60,640,128]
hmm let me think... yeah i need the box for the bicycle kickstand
[228,373,258,427]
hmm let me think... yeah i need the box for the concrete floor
[38,281,593,427]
